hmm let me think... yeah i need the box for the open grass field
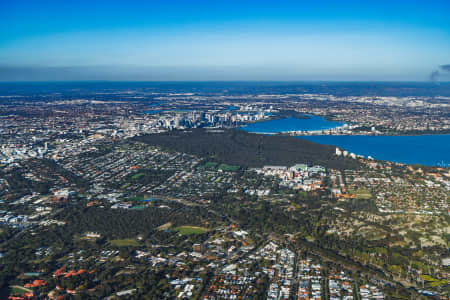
[203,162,218,168]
[218,164,240,171]
[131,173,146,180]
[127,194,147,202]
[109,239,139,247]
[175,226,208,235]
[350,189,372,199]
[10,286,32,295]
[420,275,448,287]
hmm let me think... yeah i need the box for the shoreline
[241,131,450,137]
[242,131,450,136]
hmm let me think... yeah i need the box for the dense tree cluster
[55,203,215,239]
[134,129,361,170]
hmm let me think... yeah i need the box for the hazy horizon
[2,78,450,83]
[1,0,449,81]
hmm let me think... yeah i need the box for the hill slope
[134,129,360,170]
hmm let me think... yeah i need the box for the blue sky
[0,0,449,81]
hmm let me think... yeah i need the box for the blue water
[144,110,164,114]
[239,116,449,166]
[240,116,343,133]
[299,135,450,166]
[141,198,157,202]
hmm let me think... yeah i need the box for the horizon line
[1,80,449,84]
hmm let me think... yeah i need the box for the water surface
[240,116,343,133]
[299,135,450,166]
